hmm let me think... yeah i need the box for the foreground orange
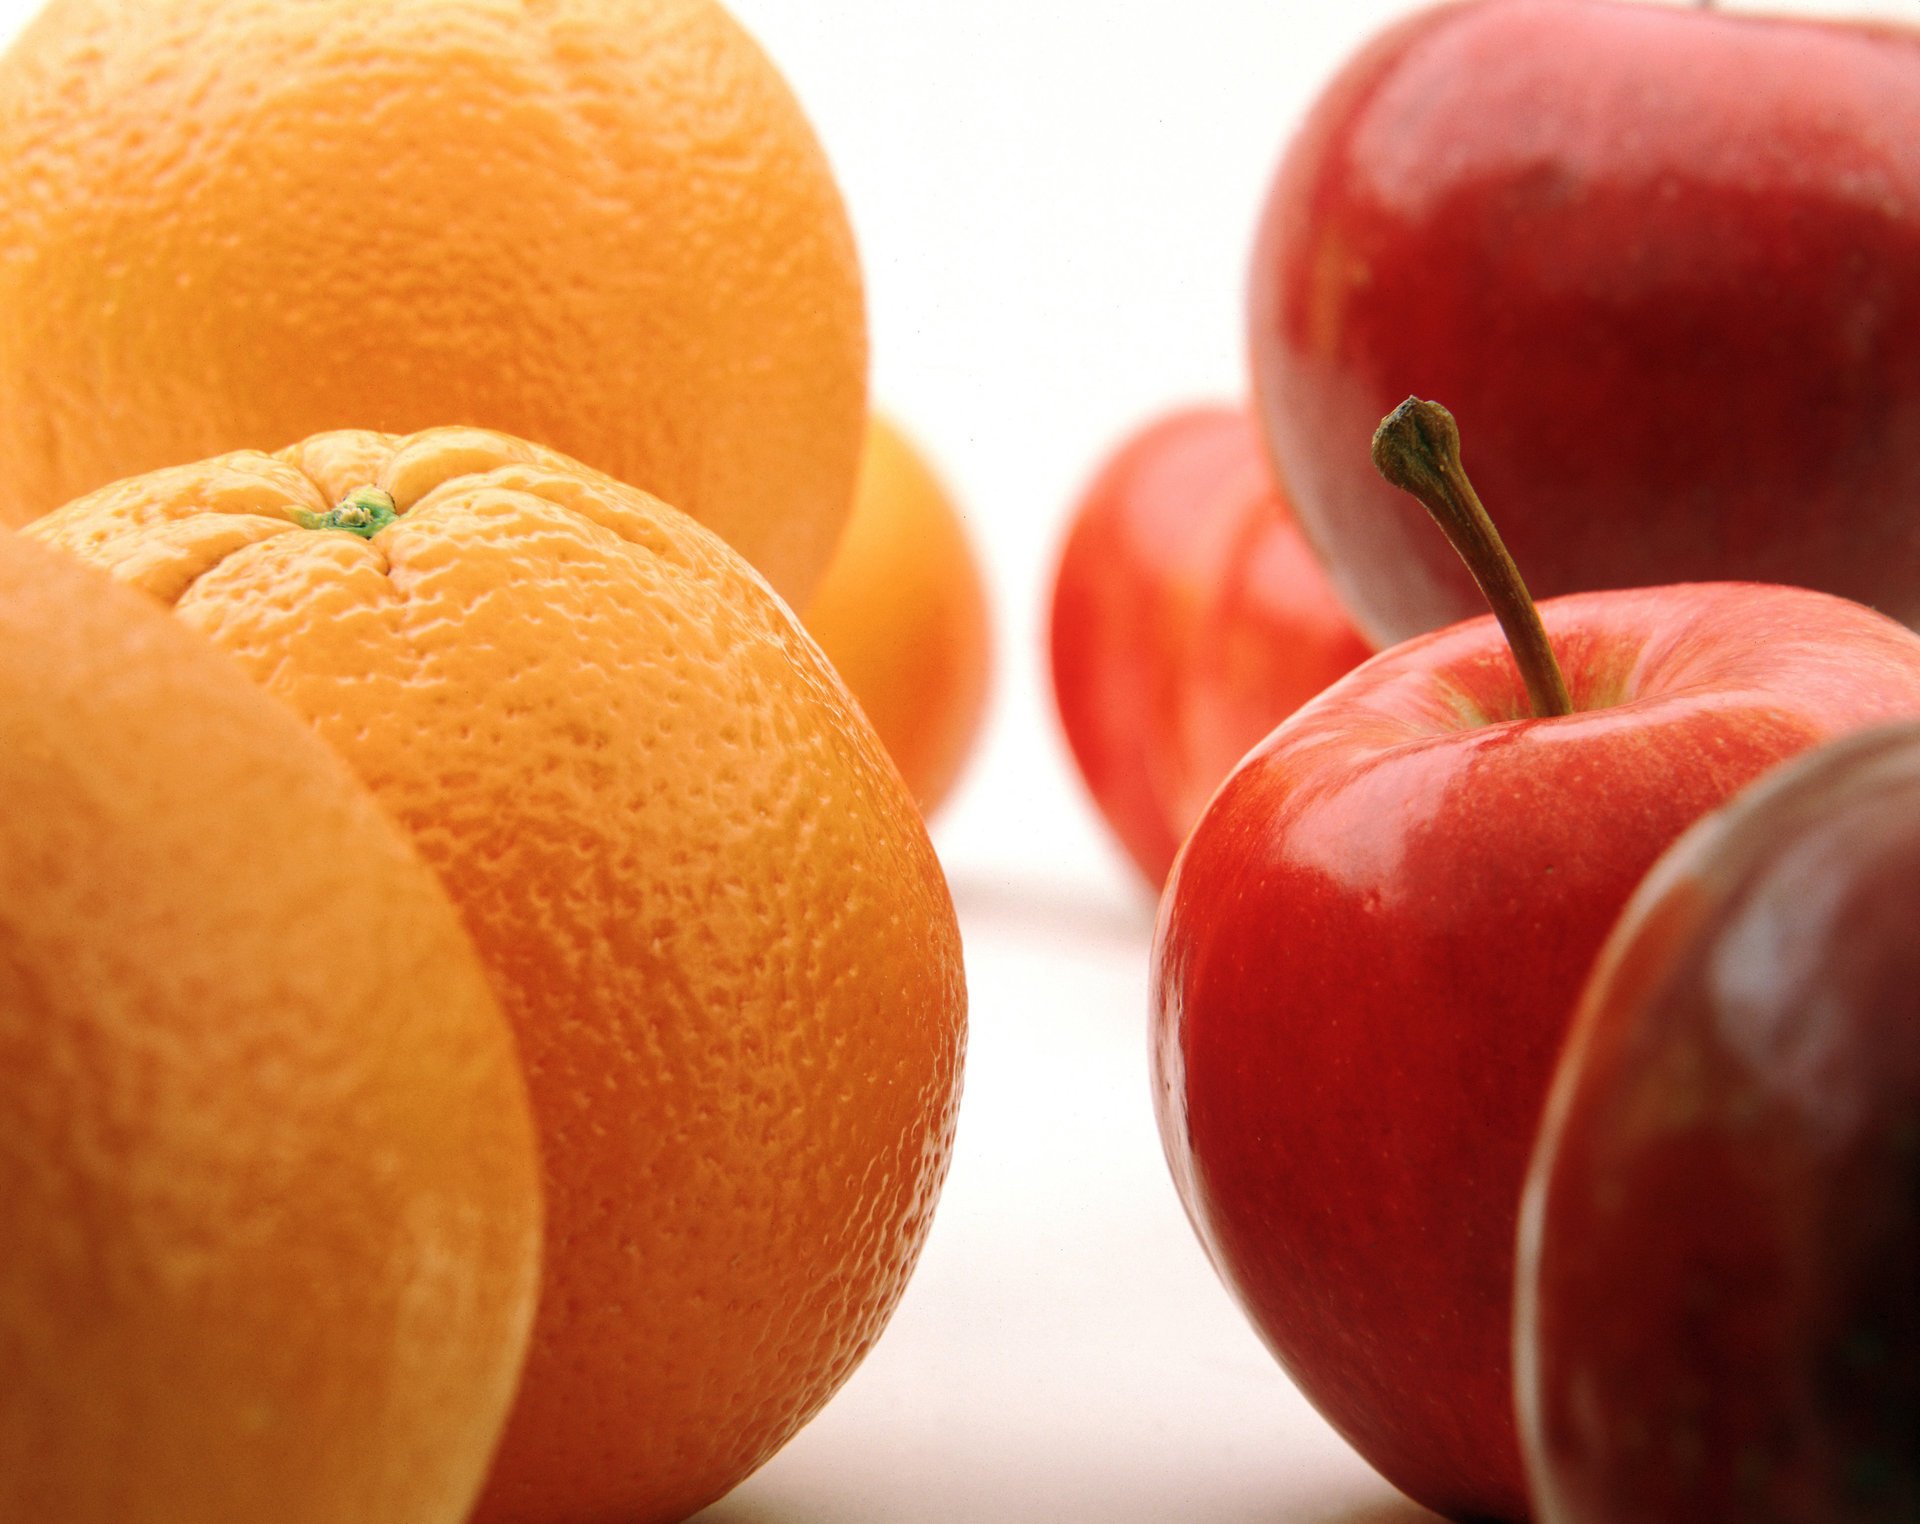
[0,0,866,604]
[806,415,993,815]
[30,426,968,1524]
[0,530,541,1524]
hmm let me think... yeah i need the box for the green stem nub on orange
[295,487,397,540]
[1370,397,1573,720]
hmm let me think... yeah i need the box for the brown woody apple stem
[1370,398,1573,719]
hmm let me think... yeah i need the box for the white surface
[2,3,1910,1519]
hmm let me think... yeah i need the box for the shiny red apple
[1049,404,1369,885]
[1249,0,1920,647]
[1517,722,1920,1523]
[1151,401,1920,1521]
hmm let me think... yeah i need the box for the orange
[0,529,541,1524]
[30,425,968,1524]
[805,414,994,815]
[0,0,865,605]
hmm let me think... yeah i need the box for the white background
[1,2,1909,1520]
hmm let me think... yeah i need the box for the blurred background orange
[806,414,992,817]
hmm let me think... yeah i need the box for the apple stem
[1370,398,1573,719]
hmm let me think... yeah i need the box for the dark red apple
[1049,405,1369,885]
[1249,0,1920,647]
[1517,722,1920,1523]
[1150,401,1920,1521]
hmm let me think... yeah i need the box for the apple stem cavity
[1371,398,1573,719]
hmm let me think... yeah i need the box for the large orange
[30,425,968,1524]
[805,414,994,816]
[0,529,542,1524]
[0,0,865,605]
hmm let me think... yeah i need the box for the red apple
[1249,0,1920,648]
[1173,472,1375,839]
[1516,722,1920,1523]
[1150,401,1920,1521]
[1050,405,1248,883]
[1049,405,1370,885]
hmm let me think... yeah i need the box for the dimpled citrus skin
[0,0,866,606]
[805,415,993,816]
[30,425,968,1524]
[0,530,542,1524]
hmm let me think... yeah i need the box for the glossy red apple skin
[1151,584,1920,1522]
[1517,723,1920,1524]
[1050,405,1370,885]
[1250,0,1920,648]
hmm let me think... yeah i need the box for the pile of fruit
[3,0,1917,1522]
[1052,2,1920,1520]
[1053,2,1920,1521]
[0,3,988,1522]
